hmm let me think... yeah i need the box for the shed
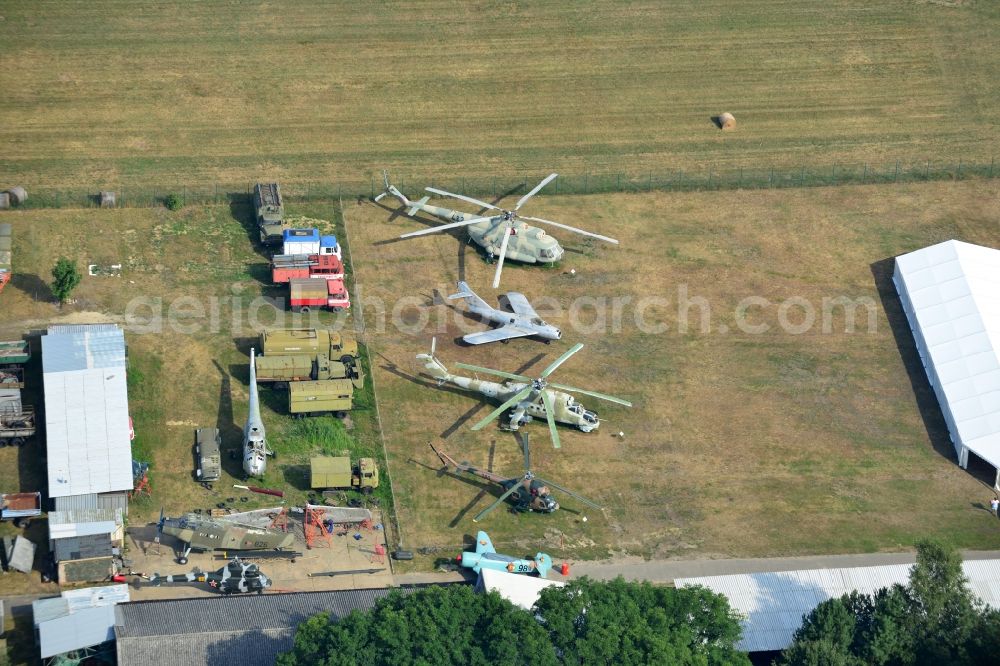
[114,587,429,666]
[476,567,565,610]
[893,240,1000,486]
[33,584,129,660]
[42,325,133,504]
[676,559,1000,653]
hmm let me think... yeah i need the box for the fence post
[707,169,713,189]
[584,173,589,194]
[768,168,773,188]
[617,173,621,190]
[925,160,929,179]
[957,159,963,179]
[990,158,995,178]
[371,175,375,200]
[862,164,868,183]
[183,185,187,206]
[648,172,652,192]
[894,161,899,183]
[799,166,805,186]
[492,176,496,198]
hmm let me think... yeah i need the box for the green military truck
[258,328,363,388]
[194,427,222,482]
[310,456,379,493]
[289,379,354,417]
[254,182,286,246]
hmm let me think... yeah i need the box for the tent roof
[894,240,1000,467]
[478,568,565,610]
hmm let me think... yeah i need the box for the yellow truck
[310,456,379,493]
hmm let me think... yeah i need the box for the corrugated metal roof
[893,240,1000,470]
[49,507,122,529]
[114,587,425,666]
[54,492,129,513]
[42,325,132,497]
[478,568,565,610]
[33,584,129,658]
[676,559,1000,653]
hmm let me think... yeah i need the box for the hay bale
[6,186,26,205]
[100,191,116,208]
[0,193,8,210]
[718,112,736,130]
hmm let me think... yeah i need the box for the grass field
[1,1,999,190]
[346,179,1000,561]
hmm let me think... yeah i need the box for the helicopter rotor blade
[473,482,522,522]
[156,507,165,543]
[521,216,620,245]
[491,226,512,289]
[547,383,633,407]
[540,391,561,449]
[534,477,604,510]
[513,173,558,211]
[399,216,495,239]
[425,187,500,212]
[521,433,530,473]
[454,363,530,382]
[540,343,584,378]
[471,386,532,431]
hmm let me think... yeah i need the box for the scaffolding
[303,505,332,550]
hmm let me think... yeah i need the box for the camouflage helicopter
[417,339,631,448]
[156,509,295,565]
[431,437,602,522]
[148,556,271,595]
[376,171,619,288]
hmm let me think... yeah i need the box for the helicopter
[431,436,602,522]
[376,171,619,288]
[155,509,296,565]
[417,338,631,448]
[243,348,273,478]
[147,556,271,595]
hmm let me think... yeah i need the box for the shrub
[164,193,182,210]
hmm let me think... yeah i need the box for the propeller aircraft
[417,339,631,448]
[148,556,272,595]
[376,171,619,288]
[431,436,602,522]
[448,281,561,345]
[459,531,553,578]
[156,509,296,565]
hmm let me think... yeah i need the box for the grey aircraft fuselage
[449,281,561,345]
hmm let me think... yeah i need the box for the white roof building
[42,325,133,498]
[33,584,130,660]
[476,568,566,610]
[893,240,1000,485]
[677,559,1000,653]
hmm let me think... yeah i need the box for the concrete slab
[123,511,393,600]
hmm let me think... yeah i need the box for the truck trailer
[255,354,362,388]
[0,491,41,527]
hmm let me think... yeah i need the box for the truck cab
[195,428,222,482]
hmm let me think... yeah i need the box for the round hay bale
[718,112,736,130]
[0,193,9,210]
[7,186,26,205]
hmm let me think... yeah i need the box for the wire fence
[10,157,998,210]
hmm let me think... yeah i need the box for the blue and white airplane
[460,531,553,578]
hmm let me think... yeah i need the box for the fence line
[9,157,997,210]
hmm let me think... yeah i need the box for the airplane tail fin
[447,281,490,311]
[416,337,450,380]
[534,553,552,578]
[374,170,413,208]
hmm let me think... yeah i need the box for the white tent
[476,568,565,610]
[893,240,1000,487]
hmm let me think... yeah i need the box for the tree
[533,577,749,666]
[276,585,557,666]
[51,257,81,303]
[782,540,1000,666]
[278,578,750,666]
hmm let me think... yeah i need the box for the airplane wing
[474,531,496,554]
[463,326,535,345]
[505,292,539,318]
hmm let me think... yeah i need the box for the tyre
[178,556,188,565]
[299,306,310,314]
[0,439,7,448]
[13,518,30,529]
[292,306,302,313]
[334,411,347,419]
[13,438,25,447]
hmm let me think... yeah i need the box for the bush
[51,257,82,303]
[164,193,182,210]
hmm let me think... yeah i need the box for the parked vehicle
[288,278,350,312]
[0,340,29,365]
[271,254,345,284]
[255,354,361,388]
[1,491,41,527]
[254,183,286,246]
[0,367,24,389]
[259,328,359,364]
[310,456,379,493]
[288,379,354,417]
[195,428,222,482]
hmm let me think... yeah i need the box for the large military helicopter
[156,509,296,565]
[376,172,619,288]
[244,348,273,477]
[417,339,631,448]
[148,557,271,595]
[431,436,602,522]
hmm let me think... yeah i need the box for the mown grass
[0,1,998,190]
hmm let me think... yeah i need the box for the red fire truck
[288,278,350,312]
[271,254,345,284]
